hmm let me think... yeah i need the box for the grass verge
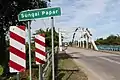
[57,53,88,80]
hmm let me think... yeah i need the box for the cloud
[52,0,108,29]
[31,0,120,41]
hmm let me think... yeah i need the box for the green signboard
[18,7,61,21]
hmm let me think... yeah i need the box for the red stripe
[10,31,25,45]
[39,34,45,37]
[35,38,45,46]
[35,57,45,64]
[35,48,46,56]
[17,26,25,31]
[9,60,25,72]
[9,46,26,60]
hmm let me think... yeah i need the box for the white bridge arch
[71,27,98,50]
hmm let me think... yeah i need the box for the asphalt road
[66,47,120,80]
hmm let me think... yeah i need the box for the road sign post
[18,7,61,21]
[17,72,19,80]
[39,64,43,80]
[51,17,55,80]
[9,26,26,79]
[18,7,61,80]
[28,21,32,80]
[35,34,46,80]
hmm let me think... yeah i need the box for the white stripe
[10,26,25,39]
[35,42,45,52]
[35,52,46,61]
[10,67,19,72]
[36,61,40,64]
[10,52,26,67]
[99,57,120,65]
[10,38,25,53]
[35,35,45,43]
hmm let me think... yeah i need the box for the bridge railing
[97,45,120,51]
[42,47,58,80]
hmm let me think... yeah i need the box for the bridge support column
[80,41,81,48]
[85,35,88,48]
[86,36,88,49]
[59,30,62,51]
[76,41,78,47]
[82,41,84,48]
[90,43,93,49]
[77,40,80,47]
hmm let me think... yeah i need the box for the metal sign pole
[17,72,19,80]
[47,1,55,79]
[28,21,32,80]
[51,17,55,80]
[39,64,43,80]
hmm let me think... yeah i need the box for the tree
[33,27,59,48]
[95,38,104,45]
[0,0,47,76]
[30,27,59,65]
[95,34,120,45]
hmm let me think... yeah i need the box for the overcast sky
[31,0,120,41]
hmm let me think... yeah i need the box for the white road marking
[99,57,120,65]
[75,59,105,80]
[65,50,104,80]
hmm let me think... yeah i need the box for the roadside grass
[57,53,88,80]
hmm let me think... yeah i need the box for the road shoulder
[57,51,88,80]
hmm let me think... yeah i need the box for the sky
[31,0,120,41]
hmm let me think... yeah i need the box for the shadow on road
[58,51,120,61]
[55,51,81,80]
[57,52,83,60]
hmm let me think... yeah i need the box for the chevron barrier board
[35,34,46,64]
[9,26,26,72]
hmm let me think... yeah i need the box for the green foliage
[0,0,48,76]
[95,34,120,45]
[0,0,47,29]
[33,27,59,47]
[25,27,59,67]
[0,65,3,76]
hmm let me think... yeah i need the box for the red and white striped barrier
[35,34,46,64]
[9,26,26,72]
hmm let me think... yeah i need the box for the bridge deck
[66,47,120,80]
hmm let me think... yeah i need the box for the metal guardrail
[42,47,58,80]
[97,45,120,51]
